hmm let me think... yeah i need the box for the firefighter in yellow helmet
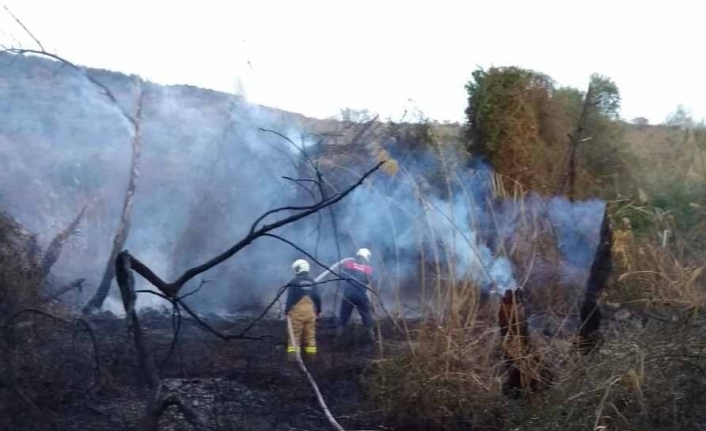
[285,259,321,358]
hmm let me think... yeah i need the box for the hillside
[0,53,363,313]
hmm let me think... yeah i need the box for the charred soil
[2,312,389,431]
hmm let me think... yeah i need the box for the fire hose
[314,257,354,318]
[314,257,354,283]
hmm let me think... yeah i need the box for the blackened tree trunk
[578,207,612,354]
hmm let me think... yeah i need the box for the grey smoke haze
[326,148,605,311]
[0,54,605,317]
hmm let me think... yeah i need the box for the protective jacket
[337,258,374,332]
[284,272,321,315]
[341,260,372,298]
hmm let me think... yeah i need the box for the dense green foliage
[464,66,553,158]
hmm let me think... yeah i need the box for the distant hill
[0,53,366,312]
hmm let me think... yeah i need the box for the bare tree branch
[132,289,183,373]
[41,205,87,279]
[115,253,204,431]
[2,5,44,51]
[557,80,595,200]
[1,308,101,382]
[123,161,384,298]
[178,294,273,341]
[235,277,346,337]
[42,277,86,302]
[349,115,380,148]
[2,48,136,127]
[3,23,147,313]
[177,279,213,301]
[259,127,315,166]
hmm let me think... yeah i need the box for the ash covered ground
[5,309,396,431]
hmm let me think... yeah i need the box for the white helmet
[356,248,371,262]
[292,259,310,274]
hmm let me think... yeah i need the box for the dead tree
[84,83,144,313]
[0,12,145,313]
[557,81,596,201]
[115,253,207,431]
[577,206,612,354]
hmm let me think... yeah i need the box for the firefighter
[336,248,375,341]
[285,259,321,358]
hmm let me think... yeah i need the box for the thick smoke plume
[0,54,605,317]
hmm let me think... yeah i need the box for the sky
[1,0,705,124]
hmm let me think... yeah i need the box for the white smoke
[0,53,606,317]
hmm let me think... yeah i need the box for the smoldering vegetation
[3,52,705,431]
[1,53,329,314]
[1,54,603,319]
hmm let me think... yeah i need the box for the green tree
[463,66,563,193]
[464,66,554,158]
[464,66,630,199]
[586,73,621,120]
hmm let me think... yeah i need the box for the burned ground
[2,311,392,431]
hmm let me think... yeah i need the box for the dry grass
[0,209,42,314]
[359,151,706,431]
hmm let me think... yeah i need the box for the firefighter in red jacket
[336,248,375,341]
[285,259,321,358]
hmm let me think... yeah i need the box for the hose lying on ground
[286,316,346,431]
